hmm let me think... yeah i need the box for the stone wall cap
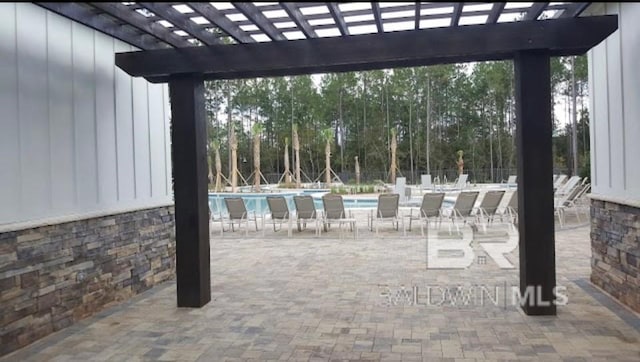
[589,193,640,209]
[0,201,175,233]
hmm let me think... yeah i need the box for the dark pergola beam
[451,3,463,27]
[89,3,192,48]
[487,3,506,24]
[372,2,383,33]
[559,3,591,18]
[36,2,165,50]
[233,2,285,41]
[523,2,548,21]
[139,3,220,45]
[115,16,618,83]
[187,2,254,44]
[327,3,350,36]
[414,2,420,30]
[280,3,317,39]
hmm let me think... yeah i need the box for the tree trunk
[215,147,222,192]
[284,140,291,184]
[253,134,260,191]
[355,156,360,185]
[389,130,397,183]
[230,127,238,192]
[325,140,331,185]
[293,128,301,188]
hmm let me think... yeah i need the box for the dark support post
[514,50,556,315]
[169,74,211,308]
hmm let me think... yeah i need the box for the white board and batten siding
[587,3,640,208]
[0,3,173,228]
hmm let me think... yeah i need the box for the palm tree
[252,122,264,191]
[389,127,397,183]
[283,137,292,184]
[354,156,360,186]
[211,140,223,192]
[321,127,334,185]
[230,126,238,192]
[292,124,301,188]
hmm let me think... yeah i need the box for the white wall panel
[0,3,21,222]
[17,4,50,218]
[94,32,118,205]
[163,86,172,196]
[620,3,640,199]
[114,42,136,202]
[0,4,173,226]
[48,12,75,212]
[589,2,640,205]
[132,78,151,200]
[148,84,167,198]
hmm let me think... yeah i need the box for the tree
[321,127,334,185]
[389,127,397,183]
[251,122,264,191]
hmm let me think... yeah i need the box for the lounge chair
[555,175,581,197]
[421,174,434,191]
[499,190,518,225]
[223,197,260,236]
[448,191,479,230]
[555,182,590,227]
[553,174,568,191]
[407,192,445,236]
[368,193,401,235]
[263,196,292,237]
[293,195,321,235]
[502,175,517,187]
[476,190,505,231]
[322,194,357,239]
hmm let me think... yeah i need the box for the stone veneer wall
[591,199,640,313]
[0,205,176,356]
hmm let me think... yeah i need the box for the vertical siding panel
[132,78,151,199]
[163,85,172,197]
[592,35,610,195]
[621,3,640,197]
[148,84,167,198]
[95,32,118,205]
[587,50,597,191]
[0,3,21,223]
[605,4,625,196]
[48,13,75,212]
[72,22,98,208]
[17,4,50,219]
[114,42,136,202]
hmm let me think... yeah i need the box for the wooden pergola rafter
[34,2,618,316]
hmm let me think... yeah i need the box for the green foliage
[202,55,588,182]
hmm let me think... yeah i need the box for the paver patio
[2,211,639,362]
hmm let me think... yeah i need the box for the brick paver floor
[2,209,639,361]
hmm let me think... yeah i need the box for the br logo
[426,223,518,269]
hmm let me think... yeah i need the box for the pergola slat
[233,2,285,41]
[36,2,165,50]
[414,2,420,30]
[451,3,463,27]
[327,3,350,36]
[187,2,254,44]
[372,2,383,33]
[523,2,549,21]
[487,3,506,24]
[139,2,220,45]
[89,3,192,48]
[560,3,591,18]
[280,3,317,39]
[115,16,618,83]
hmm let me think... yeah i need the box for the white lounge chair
[368,193,401,235]
[406,192,445,236]
[263,196,293,237]
[322,194,357,239]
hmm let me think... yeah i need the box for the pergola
[37,2,617,315]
